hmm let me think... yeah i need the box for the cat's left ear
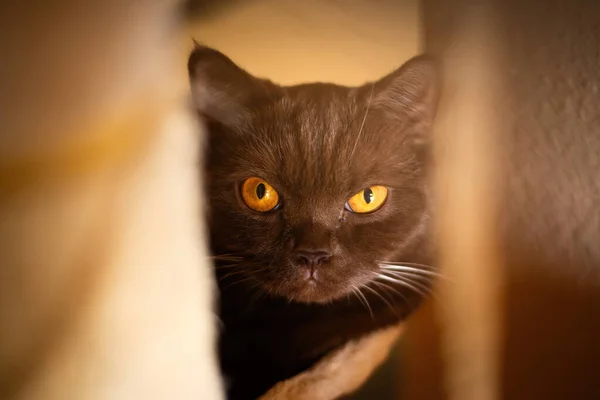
[370,55,439,144]
[187,43,279,128]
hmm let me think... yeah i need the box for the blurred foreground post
[402,2,504,400]
[403,1,600,399]
[0,1,222,399]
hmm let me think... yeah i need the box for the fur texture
[260,324,403,400]
[189,45,438,399]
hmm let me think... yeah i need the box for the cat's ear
[370,55,439,144]
[188,44,277,127]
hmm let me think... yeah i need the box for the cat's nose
[294,250,331,265]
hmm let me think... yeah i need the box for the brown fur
[260,324,404,400]
[189,45,438,399]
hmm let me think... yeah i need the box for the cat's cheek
[231,213,284,246]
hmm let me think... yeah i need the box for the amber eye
[240,177,280,212]
[345,185,388,214]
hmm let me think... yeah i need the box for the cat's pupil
[363,188,374,204]
[256,183,266,199]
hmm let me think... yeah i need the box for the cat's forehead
[233,86,416,196]
[257,86,363,148]
[260,90,364,174]
[276,85,359,135]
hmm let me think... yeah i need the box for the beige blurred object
[188,0,420,85]
[0,1,222,399]
[402,4,506,398]
[260,325,403,400]
[428,4,504,399]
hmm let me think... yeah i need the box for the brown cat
[189,45,438,399]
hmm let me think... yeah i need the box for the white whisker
[362,284,398,316]
[381,270,433,292]
[349,83,374,162]
[379,264,437,275]
[385,271,433,295]
[379,264,451,281]
[379,271,443,304]
[352,285,373,318]
[376,273,429,298]
[218,270,247,281]
[383,270,432,282]
[370,280,410,308]
[377,260,437,270]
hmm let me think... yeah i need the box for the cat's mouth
[291,282,342,304]
[257,270,346,304]
[293,266,343,303]
[264,263,372,305]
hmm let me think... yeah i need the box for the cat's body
[218,238,431,399]
[189,45,438,399]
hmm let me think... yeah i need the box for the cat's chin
[283,283,350,305]
[257,263,377,304]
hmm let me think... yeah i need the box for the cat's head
[189,45,438,304]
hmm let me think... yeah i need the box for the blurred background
[185,0,419,85]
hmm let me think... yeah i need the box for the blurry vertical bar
[402,1,504,399]
[0,1,222,399]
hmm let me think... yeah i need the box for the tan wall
[188,0,420,85]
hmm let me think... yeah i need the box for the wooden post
[402,1,600,399]
[0,2,223,399]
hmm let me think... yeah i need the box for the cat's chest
[217,292,407,400]
[218,288,406,361]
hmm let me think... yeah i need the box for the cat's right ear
[369,55,439,145]
[188,44,276,128]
